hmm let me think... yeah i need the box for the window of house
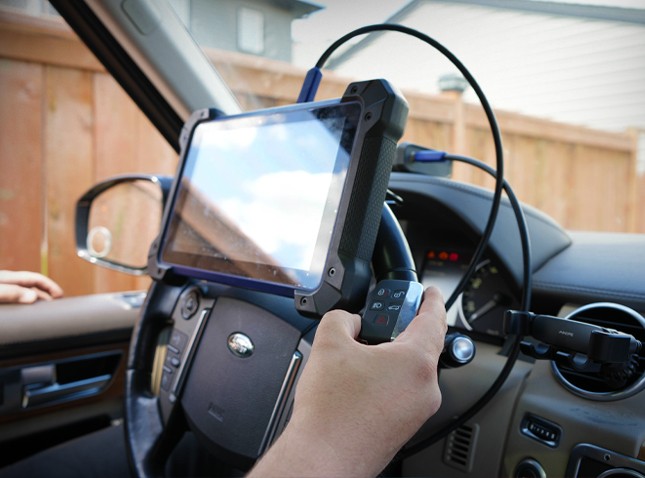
[237,7,264,54]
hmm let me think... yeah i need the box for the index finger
[0,271,63,298]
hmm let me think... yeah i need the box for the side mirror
[75,175,173,275]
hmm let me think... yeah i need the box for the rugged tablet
[153,79,408,316]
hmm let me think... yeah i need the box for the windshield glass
[0,0,643,299]
[170,0,645,235]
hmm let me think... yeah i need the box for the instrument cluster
[420,247,519,338]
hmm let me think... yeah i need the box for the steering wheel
[124,203,417,477]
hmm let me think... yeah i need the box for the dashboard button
[181,291,200,319]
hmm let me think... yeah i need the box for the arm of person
[248,286,447,478]
[0,270,64,304]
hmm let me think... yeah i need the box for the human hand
[249,286,447,478]
[0,270,64,304]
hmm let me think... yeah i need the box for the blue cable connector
[297,67,323,103]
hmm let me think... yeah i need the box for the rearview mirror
[75,175,172,275]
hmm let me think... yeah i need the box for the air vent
[443,423,479,472]
[552,303,645,401]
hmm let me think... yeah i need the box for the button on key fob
[359,280,424,344]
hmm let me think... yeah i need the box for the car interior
[0,1,644,477]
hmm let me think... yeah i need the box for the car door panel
[0,292,141,466]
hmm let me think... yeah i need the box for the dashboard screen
[421,248,517,338]
[420,248,470,327]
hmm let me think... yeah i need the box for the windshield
[0,0,643,300]
[171,0,645,235]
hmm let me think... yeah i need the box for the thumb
[318,309,362,341]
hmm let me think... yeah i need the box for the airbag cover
[181,297,301,464]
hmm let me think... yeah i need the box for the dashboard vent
[552,303,645,401]
[443,423,479,472]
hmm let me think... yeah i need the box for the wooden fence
[1,12,642,298]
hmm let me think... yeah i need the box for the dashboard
[387,172,645,478]
[129,170,645,478]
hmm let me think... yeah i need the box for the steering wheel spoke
[125,369,186,477]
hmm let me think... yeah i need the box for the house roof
[424,0,645,24]
[324,0,645,133]
[328,0,645,69]
[271,0,323,18]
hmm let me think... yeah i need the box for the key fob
[359,280,424,344]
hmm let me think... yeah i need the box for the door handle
[22,374,112,408]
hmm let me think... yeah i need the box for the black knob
[514,458,546,478]
[440,332,476,368]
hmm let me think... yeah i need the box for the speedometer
[458,260,518,337]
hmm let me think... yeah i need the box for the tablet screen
[160,102,360,292]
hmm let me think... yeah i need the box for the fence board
[44,66,96,295]
[568,145,627,231]
[0,59,43,273]
[134,108,178,175]
[91,73,177,293]
[91,73,142,293]
[640,174,645,233]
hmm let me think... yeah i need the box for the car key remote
[359,280,424,345]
